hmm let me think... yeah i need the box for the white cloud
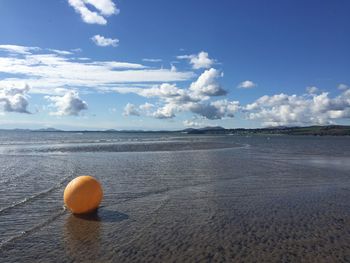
[211,99,240,118]
[237,80,257,89]
[89,60,146,69]
[0,45,40,55]
[183,120,203,127]
[190,51,214,69]
[123,102,155,117]
[77,57,90,61]
[142,58,162,62]
[119,68,238,120]
[139,102,154,111]
[306,86,319,94]
[0,83,30,113]
[91,35,119,47]
[84,0,117,15]
[68,0,119,25]
[170,64,177,72]
[45,90,88,116]
[146,84,192,101]
[0,45,194,94]
[115,68,225,103]
[71,48,83,53]
[186,102,223,120]
[189,68,226,98]
[115,83,195,104]
[338,83,349,90]
[123,103,140,116]
[48,49,73,55]
[244,90,350,126]
[187,100,239,120]
[177,51,214,69]
[152,103,178,119]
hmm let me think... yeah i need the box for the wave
[0,173,73,215]
[0,208,66,250]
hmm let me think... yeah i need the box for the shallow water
[1,132,350,262]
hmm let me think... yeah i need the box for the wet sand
[1,135,350,262]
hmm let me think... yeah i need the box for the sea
[1,131,350,262]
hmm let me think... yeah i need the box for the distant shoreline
[1,125,350,136]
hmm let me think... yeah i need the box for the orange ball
[64,176,103,214]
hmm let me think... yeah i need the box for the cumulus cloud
[177,51,214,69]
[123,102,155,117]
[187,102,224,120]
[183,120,204,127]
[119,68,239,120]
[0,84,31,113]
[91,35,119,47]
[68,0,119,25]
[244,90,350,126]
[187,100,239,120]
[139,102,154,111]
[237,80,257,89]
[45,90,88,116]
[115,68,225,103]
[115,83,196,105]
[189,68,226,98]
[145,84,193,102]
[211,99,240,118]
[306,86,319,94]
[152,103,178,119]
[123,103,140,116]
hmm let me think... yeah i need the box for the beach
[1,132,350,262]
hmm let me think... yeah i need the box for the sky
[0,0,349,130]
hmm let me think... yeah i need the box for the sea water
[1,131,350,262]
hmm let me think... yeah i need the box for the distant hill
[185,126,226,134]
[199,126,225,131]
[35,128,63,132]
[1,125,350,136]
[182,125,350,136]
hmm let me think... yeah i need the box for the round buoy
[64,176,103,214]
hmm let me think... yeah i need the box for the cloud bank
[245,90,350,126]
[118,67,239,120]
[0,45,194,95]
[2,45,350,128]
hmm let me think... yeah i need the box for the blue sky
[0,0,349,130]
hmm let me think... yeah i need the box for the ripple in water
[1,132,350,262]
